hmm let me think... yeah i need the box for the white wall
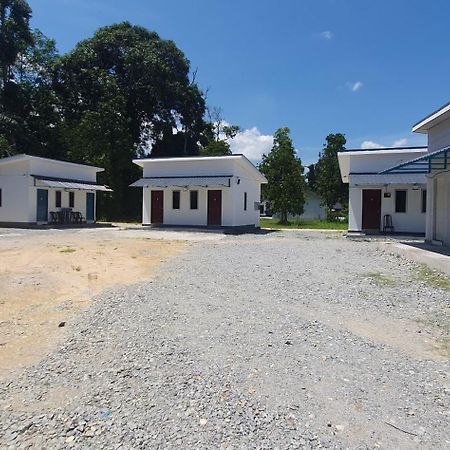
[30,159,99,182]
[141,183,261,227]
[231,176,261,227]
[434,172,450,244]
[348,184,426,233]
[163,188,208,226]
[141,159,236,178]
[0,175,31,222]
[427,117,450,153]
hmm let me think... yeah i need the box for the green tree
[315,133,348,219]
[0,0,34,156]
[259,127,305,224]
[306,163,317,190]
[200,106,240,156]
[0,0,33,88]
[54,22,207,218]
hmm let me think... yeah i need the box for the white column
[142,188,151,225]
[425,177,435,243]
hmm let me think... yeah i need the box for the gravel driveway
[1,230,449,449]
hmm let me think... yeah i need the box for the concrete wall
[427,116,450,152]
[434,172,450,244]
[0,175,31,222]
[231,175,261,227]
[30,159,99,182]
[348,184,426,233]
[141,158,236,178]
[142,183,260,227]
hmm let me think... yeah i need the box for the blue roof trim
[380,146,450,174]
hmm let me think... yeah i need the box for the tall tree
[54,22,207,218]
[200,106,240,156]
[259,127,305,223]
[0,0,34,156]
[306,163,317,190]
[315,133,348,218]
[0,0,33,88]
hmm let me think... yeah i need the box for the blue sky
[28,0,450,164]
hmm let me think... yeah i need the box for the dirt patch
[0,230,186,379]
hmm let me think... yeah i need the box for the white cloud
[393,138,408,147]
[348,81,363,92]
[361,140,384,149]
[229,127,273,163]
[320,30,333,40]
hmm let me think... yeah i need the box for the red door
[207,190,222,226]
[362,189,381,230]
[151,190,164,224]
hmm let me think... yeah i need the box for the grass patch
[415,265,450,291]
[363,271,396,287]
[260,218,348,230]
[59,247,76,254]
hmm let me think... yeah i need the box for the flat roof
[133,154,267,182]
[412,101,450,133]
[0,154,104,171]
[339,146,427,156]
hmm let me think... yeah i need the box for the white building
[0,154,111,226]
[338,147,428,234]
[268,189,327,220]
[381,102,450,246]
[131,155,267,228]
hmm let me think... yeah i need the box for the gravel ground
[0,230,449,449]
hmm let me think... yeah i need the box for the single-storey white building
[338,146,429,234]
[130,155,267,228]
[0,154,111,226]
[267,189,327,220]
[381,102,450,246]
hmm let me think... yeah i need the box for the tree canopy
[314,133,348,218]
[200,107,240,156]
[259,127,305,223]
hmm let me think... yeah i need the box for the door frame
[86,192,95,222]
[151,190,164,224]
[362,189,382,230]
[36,189,49,223]
[207,190,222,226]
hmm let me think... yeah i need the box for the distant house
[0,154,111,226]
[382,102,450,245]
[265,189,327,220]
[131,155,267,229]
[338,147,428,234]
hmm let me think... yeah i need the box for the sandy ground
[0,228,187,379]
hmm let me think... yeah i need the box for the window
[190,191,198,210]
[172,191,180,209]
[421,189,427,213]
[69,192,75,208]
[395,190,407,213]
[55,191,62,208]
[244,192,247,211]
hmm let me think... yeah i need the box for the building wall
[231,176,261,227]
[427,117,450,152]
[348,184,426,233]
[0,175,31,222]
[434,172,450,244]
[30,159,99,182]
[140,158,238,178]
[342,150,427,177]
